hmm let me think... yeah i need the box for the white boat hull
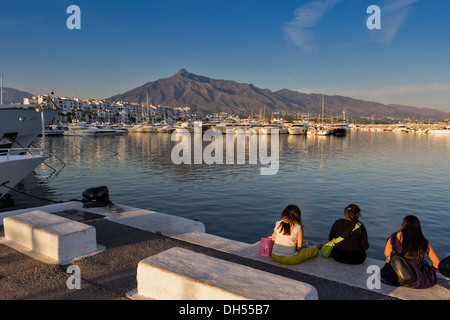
[0,107,58,148]
[156,126,175,133]
[316,129,331,136]
[64,126,117,136]
[288,127,308,135]
[0,154,47,198]
[427,127,450,134]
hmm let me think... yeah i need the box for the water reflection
[1,131,449,261]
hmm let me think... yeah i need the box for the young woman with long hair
[271,205,322,265]
[327,204,369,264]
[381,215,441,289]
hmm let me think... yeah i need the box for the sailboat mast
[1,75,3,105]
[322,83,324,125]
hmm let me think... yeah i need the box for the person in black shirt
[328,204,369,264]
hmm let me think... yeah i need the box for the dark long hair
[391,215,428,261]
[278,205,302,236]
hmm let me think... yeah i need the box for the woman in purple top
[381,215,441,289]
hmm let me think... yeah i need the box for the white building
[23,95,202,124]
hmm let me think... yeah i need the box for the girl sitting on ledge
[271,205,323,265]
[381,215,440,289]
[327,204,369,265]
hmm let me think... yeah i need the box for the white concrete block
[108,209,205,236]
[135,247,318,300]
[3,210,98,264]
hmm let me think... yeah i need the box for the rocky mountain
[108,69,299,114]
[274,89,450,120]
[107,69,450,120]
[1,87,34,104]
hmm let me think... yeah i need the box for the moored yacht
[259,123,288,135]
[45,124,65,136]
[138,123,158,133]
[127,123,147,133]
[392,124,412,133]
[0,103,55,198]
[233,123,255,134]
[0,148,47,199]
[315,127,332,136]
[288,123,309,135]
[155,121,175,133]
[63,124,117,136]
[0,104,58,148]
[330,120,350,136]
[427,125,450,135]
[214,121,239,133]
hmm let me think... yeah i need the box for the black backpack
[387,234,418,286]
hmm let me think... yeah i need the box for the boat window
[0,132,18,149]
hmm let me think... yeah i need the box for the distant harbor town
[22,94,450,137]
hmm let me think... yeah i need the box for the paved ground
[0,219,395,301]
[4,216,450,319]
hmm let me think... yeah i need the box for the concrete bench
[131,247,318,300]
[173,232,450,300]
[2,210,99,264]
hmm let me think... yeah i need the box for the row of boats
[359,123,450,134]
[1,102,350,199]
[47,120,351,137]
[2,102,449,200]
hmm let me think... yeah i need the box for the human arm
[271,221,279,242]
[427,243,440,269]
[296,227,303,251]
[384,236,393,258]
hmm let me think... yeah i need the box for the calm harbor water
[1,130,449,261]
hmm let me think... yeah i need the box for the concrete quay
[0,201,448,301]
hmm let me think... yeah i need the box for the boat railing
[0,147,45,160]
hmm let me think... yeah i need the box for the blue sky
[1,0,449,111]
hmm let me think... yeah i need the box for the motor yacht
[0,104,58,148]
[0,148,47,199]
[315,126,332,136]
[330,121,350,136]
[0,103,55,198]
[259,124,288,135]
[392,124,412,133]
[214,121,239,134]
[288,123,309,135]
[63,124,117,136]
[427,125,450,135]
[156,121,175,133]
[45,124,65,136]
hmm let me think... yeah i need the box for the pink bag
[259,237,274,256]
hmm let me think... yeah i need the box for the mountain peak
[176,68,189,76]
[106,70,450,120]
